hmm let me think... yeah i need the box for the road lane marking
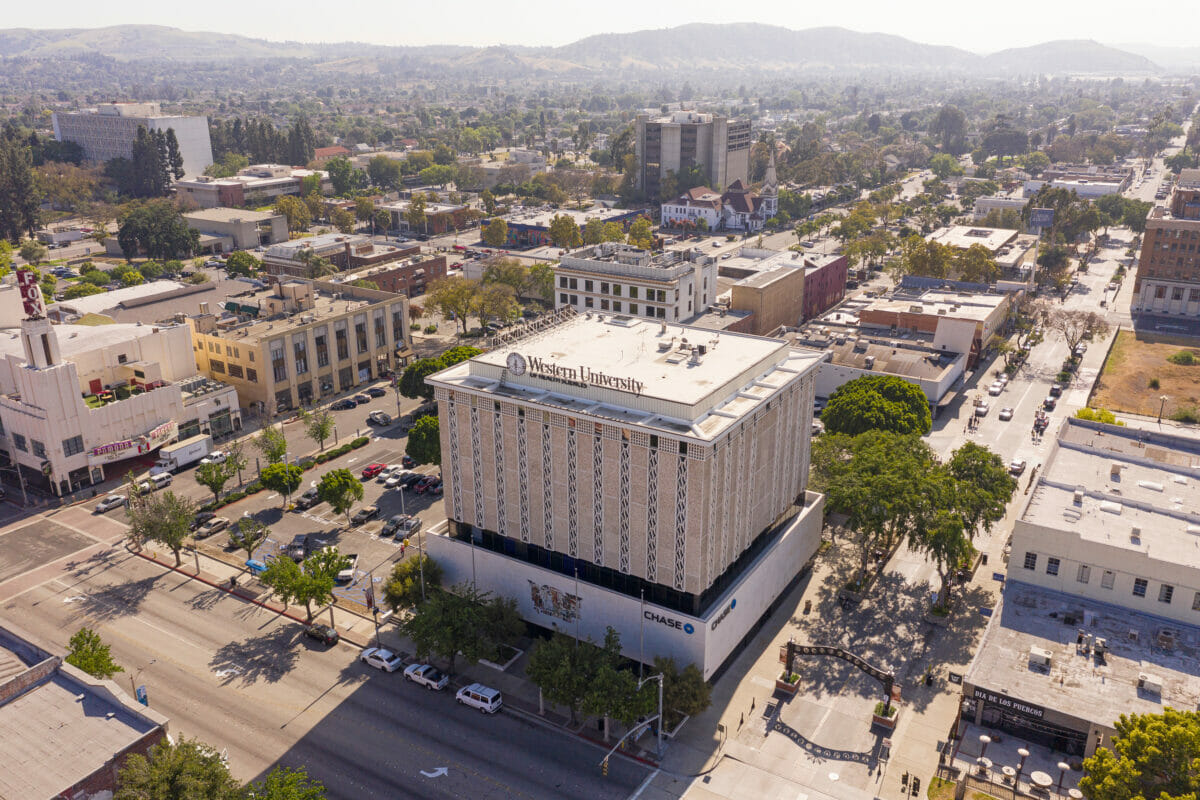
[420,767,448,778]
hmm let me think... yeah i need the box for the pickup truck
[337,553,358,584]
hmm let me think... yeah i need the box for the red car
[361,463,387,479]
[414,475,439,494]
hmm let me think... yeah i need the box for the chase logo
[683,623,695,635]
[645,610,695,635]
[711,598,737,631]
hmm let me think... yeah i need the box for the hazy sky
[5,0,1195,53]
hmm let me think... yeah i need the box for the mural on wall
[528,580,580,623]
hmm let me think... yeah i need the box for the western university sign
[508,352,645,395]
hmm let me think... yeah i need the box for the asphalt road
[2,549,650,799]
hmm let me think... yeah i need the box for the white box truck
[151,434,213,474]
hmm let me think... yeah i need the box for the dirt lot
[1092,329,1200,417]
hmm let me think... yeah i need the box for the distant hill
[1117,43,1200,72]
[983,40,1157,74]
[0,23,1162,76]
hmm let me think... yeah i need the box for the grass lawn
[83,395,104,409]
[927,776,1001,800]
[1092,329,1200,419]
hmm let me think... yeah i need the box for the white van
[456,683,502,714]
[149,472,173,490]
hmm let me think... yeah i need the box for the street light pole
[637,672,665,759]
[1159,394,1169,423]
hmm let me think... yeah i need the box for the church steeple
[761,148,778,218]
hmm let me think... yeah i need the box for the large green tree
[400,583,523,675]
[1081,709,1200,800]
[117,200,200,261]
[245,766,328,799]
[115,736,240,800]
[194,461,233,505]
[482,218,508,248]
[384,554,443,609]
[821,374,932,437]
[126,489,196,566]
[224,251,261,278]
[300,408,335,452]
[406,415,441,466]
[254,425,288,464]
[548,214,582,248]
[945,442,1016,541]
[260,463,303,509]
[0,132,42,242]
[317,468,364,526]
[66,627,124,679]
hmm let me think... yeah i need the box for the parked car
[999,407,1014,421]
[428,480,444,496]
[384,470,410,488]
[361,463,387,479]
[351,505,380,525]
[414,475,439,494]
[366,386,387,398]
[1044,396,1058,411]
[331,398,357,411]
[456,683,502,713]
[399,473,424,489]
[1048,384,1064,398]
[194,517,230,539]
[376,465,404,483]
[95,494,127,513]
[987,383,1003,396]
[402,455,416,469]
[190,511,216,531]
[360,647,403,672]
[974,402,989,417]
[353,393,371,405]
[367,411,392,426]
[1009,459,1028,476]
[404,663,449,691]
[381,514,411,537]
[199,450,228,465]
[294,487,321,510]
[304,624,339,647]
[286,534,310,562]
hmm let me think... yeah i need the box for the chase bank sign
[644,610,694,635]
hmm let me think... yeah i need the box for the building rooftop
[927,226,1020,253]
[1022,419,1200,565]
[965,581,1200,727]
[198,282,379,343]
[861,290,1007,322]
[0,323,178,361]
[503,205,636,229]
[184,207,282,224]
[49,281,187,317]
[429,313,823,438]
[264,233,367,260]
[380,199,467,215]
[558,243,711,283]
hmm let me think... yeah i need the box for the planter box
[478,645,523,672]
[775,678,800,696]
[872,710,898,730]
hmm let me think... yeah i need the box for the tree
[126,489,195,566]
[367,156,402,190]
[1080,709,1200,800]
[526,631,594,724]
[627,217,654,249]
[117,200,199,261]
[928,153,963,180]
[296,248,337,279]
[945,442,1016,541]
[474,283,519,329]
[275,195,311,233]
[601,221,625,242]
[254,425,288,464]
[325,156,358,196]
[115,736,240,800]
[482,258,529,296]
[953,243,1000,283]
[384,554,443,609]
[528,262,554,303]
[225,440,248,487]
[300,408,335,451]
[121,270,145,287]
[245,766,328,799]
[480,189,496,216]
[399,358,444,401]
[244,766,328,800]
[908,495,972,609]
[821,375,932,437]
[482,218,508,248]
[426,275,480,332]
[548,214,582,248]
[405,193,427,235]
[406,415,442,466]
[1042,307,1111,355]
[581,218,605,245]
[317,468,364,526]
[260,463,303,509]
[62,282,106,299]
[418,164,458,187]
[400,584,522,675]
[224,250,260,278]
[194,461,233,505]
[228,516,269,568]
[654,656,713,719]
[0,133,42,242]
[929,105,968,154]
[331,207,356,234]
[66,627,124,679]
[19,239,47,264]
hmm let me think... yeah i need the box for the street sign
[992,572,1006,582]
[135,685,148,706]
[1031,208,1055,228]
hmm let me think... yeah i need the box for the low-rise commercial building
[336,254,448,298]
[0,623,170,799]
[961,417,1200,759]
[425,313,826,679]
[801,253,849,321]
[927,225,1020,254]
[713,247,806,336]
[553,243,718,323]
[261,234,420,279]
[188,279,410,415]
[175,164,330,209]
[380,199,474,236]
[501,206,645,249]
[857,289,1011,367]
[183,207,288,252]
[0,276,240,494]
[1132,170,1200,319]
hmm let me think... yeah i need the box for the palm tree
[296,249,338,279]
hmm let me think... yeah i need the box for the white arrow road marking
[420,767,448,778]
[63,595,85,603]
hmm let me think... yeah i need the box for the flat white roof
[503,205,636,229]
[0,323,170,360]
[184,207,280,223]
[429,315,823,438]
[863,291,1007,322]
[928,225,1019,252]
[49,281,186,316]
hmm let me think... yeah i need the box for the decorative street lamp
[1159,394,1169,423]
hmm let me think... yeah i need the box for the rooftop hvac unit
[1138,673,1163,694]
[1029,647,1052,668]
[1131,526,1142,542]
[1073,489,1084,505]
[864,355,875,369]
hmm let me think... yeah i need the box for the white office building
[424,312,826,678]
[52,103,213,177]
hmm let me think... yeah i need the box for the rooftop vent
[1100,500,1123,515]
[1138,673,1163,694]
[1029,647,1052,668]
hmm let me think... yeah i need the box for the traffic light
[911,777,921,796]
[601,758,609,777]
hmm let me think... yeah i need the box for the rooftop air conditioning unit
[1138,673,1163,694]
[864,355,875,369]
[1029,647,1052,668]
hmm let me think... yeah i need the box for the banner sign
[88,420,179,465]
[16,269,45,318]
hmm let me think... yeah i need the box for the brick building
[341,255,448,297]
[801,253,848,321]
[1132,169,1200,319]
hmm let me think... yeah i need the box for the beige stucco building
[187,279,411,415]
[424,312,826,678]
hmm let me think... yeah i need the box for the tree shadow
[189,587,226,612]
[208,624,301,686]
[68,573,160,624]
